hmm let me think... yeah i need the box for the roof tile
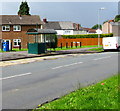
[0,15,43,25]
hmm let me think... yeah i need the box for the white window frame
[13,39,21,46]
[2,25,10,31]
[13,25,21,31]
[64,30,71,35]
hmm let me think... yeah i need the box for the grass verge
[48,45,101,51]
[0,48,28,52]
[0,45,101,52]
[34,74,119,110]
[87,47,104,52]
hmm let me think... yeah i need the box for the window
[13,25,21,31]
[2,25,10,31]
[13,39,21,46]
[64,30,71,35]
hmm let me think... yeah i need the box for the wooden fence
[57,38,103,47]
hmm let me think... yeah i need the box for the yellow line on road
[0,54,85,67]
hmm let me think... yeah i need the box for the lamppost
[97,7,105,47]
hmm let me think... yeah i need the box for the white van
[102,37,120,51]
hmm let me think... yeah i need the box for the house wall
[56,30,73,35]
[112,24,120,36]
[56,30,64,35]
[109,23,113,33]
[73,30,87,35]
[57,38,102,47]
[1,25,41,49]
[102,22,112,34]
[56,30,87,35]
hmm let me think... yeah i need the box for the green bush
[62,33,113,39]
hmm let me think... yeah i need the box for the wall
[73,30,87,35]
[1,25,41,49]
[112,23,120,36]
[57,38,103,47]
[56,30,73,35]
[102,22,113,34]
[56,30,64,35]
[56,30,87,35]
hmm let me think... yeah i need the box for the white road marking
[100,52,118,55]
[93,56,111,61]
[11,89,20,92]
[52,62,83,69]
[52,66,64,69]
[0,72,32,80]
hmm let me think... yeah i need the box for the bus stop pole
[44,34,47,52]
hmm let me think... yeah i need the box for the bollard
[71,42,73,48]
[11,42,12,51]
[61,43,62,49]
[80,42,82,47]
[66,42,68,48]
[76,42,77,48]
[19,43,21,50]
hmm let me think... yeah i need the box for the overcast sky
[0,1,119,28]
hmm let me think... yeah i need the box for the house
[43,18,87,35]
[111,21,120,36]
[0,15,43,49]
[102,19,120,36]
[102,20,114,34]
[82,28,97,34]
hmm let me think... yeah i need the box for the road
[1,52,119,109]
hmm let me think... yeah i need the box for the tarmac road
[1,52,119,109]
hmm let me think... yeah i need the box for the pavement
[0,47,101,67]
[0,54,74,67]
[0,47,99,61]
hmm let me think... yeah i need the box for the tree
[91,24,102,29]
[114,15,120,22]
[103,20,108,24]
[18,1,30,15]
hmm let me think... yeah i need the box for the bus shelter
[27,28,57,54]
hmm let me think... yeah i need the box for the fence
[57,38,103,47]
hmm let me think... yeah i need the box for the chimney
[43,18,47,23]
[19,15,22,20]
[18,13,22,20]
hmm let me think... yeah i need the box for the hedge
[62,33,113,39]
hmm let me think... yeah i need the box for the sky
[0,1,119,28]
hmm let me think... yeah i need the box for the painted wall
[56,30,73,35]
[73,30,87,35]
[56,30,87,35]
[112,24,120,36]
[102,22,113,34]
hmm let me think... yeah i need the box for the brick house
[0,15,43,49]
